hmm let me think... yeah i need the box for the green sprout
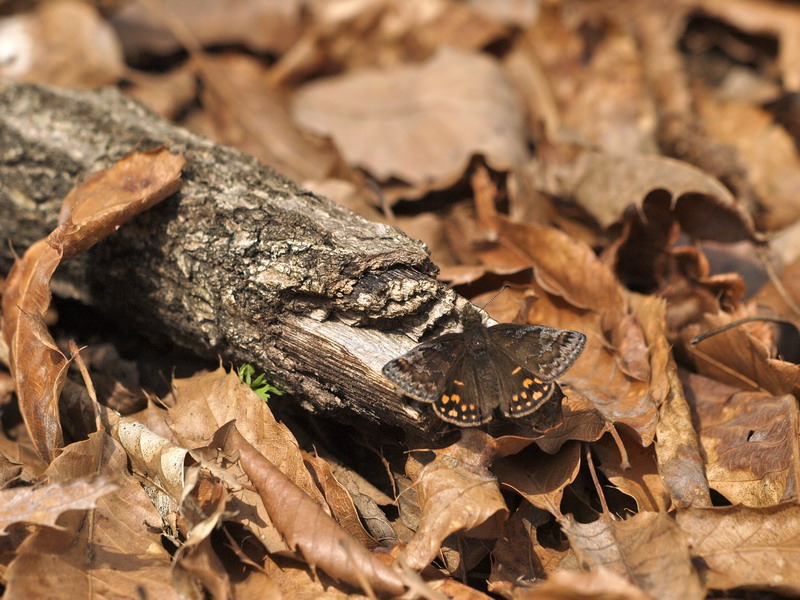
[237,364,285,402]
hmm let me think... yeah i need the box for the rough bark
[0,81,467,435]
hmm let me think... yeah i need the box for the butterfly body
[382,305,586,426]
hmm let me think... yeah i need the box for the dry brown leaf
[270,0,514,85]
[561,511,705,600]
[514,567,652,600]
[402,429,508,571]
[686,312,800,397]
[498,219,655,382]
[303,452,378,550]
[57,148,185,259]
[1,148,183,462]
[514,281,658,446]
[653,363,712,509]
[696,0,800,91]
[125,65,199,121]
[262,554,349,600]
[489,392,608,459]
[676,503,800,594]
[169,367,325,508]
[683,370,800,506]
[493,442,581,514]
[3,431,178,599]
[488,504,571,598]
[111,0,305,58]
[0,477,117,535]
[0,0,124,89]
[172,472,233,600]
[696,89,800,230]
[229,564,282,600]
[168,367,323,554]
[213,422,407,597]
[0,421,48,485]
[114,418,189,503]
[292,46,527,186]
[195,53,337,182]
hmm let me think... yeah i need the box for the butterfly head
[460,304,485,329]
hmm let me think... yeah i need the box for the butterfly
[382,305,586,426]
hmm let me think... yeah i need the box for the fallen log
[0,81,465,434]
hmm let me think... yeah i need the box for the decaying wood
[0,81,467,435]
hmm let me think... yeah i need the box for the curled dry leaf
[114,418,189,500]
[493,441,581,514]
[592,434,671,513]
[402,429,508,571]
[561,511,705,600]
[654,363,712,509]
[567,153,757,243]
[488,504,571,598]
[1,148,183,462]
[4,432,177,600]
[519,394,610,455]
[0,477,117,535]
[172,471,233,600]
[676,502,800,594]
[303,452,378,550]
[213,422,407,597]
[292,46,527,186]
[682,371,800,507]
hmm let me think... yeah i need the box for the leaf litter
[4,0,800,598]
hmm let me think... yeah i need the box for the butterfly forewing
[382,332,465,402]
[486,324,586,380]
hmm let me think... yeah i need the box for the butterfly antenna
[477,284,510,311]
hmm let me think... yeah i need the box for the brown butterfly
[383,305,586,426]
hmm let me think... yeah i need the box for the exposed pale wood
[0,81,467,434]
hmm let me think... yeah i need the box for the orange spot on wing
[512,366,522,375]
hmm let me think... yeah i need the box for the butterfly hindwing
[432,356,490,426]
[500,364,559,418]
[486,324,586,380]
[382,332,465,402]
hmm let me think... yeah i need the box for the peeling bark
[0,81,466,434]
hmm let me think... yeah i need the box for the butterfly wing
[382,332,465,402]
[487,324,586,380]
[432,353,491,426]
